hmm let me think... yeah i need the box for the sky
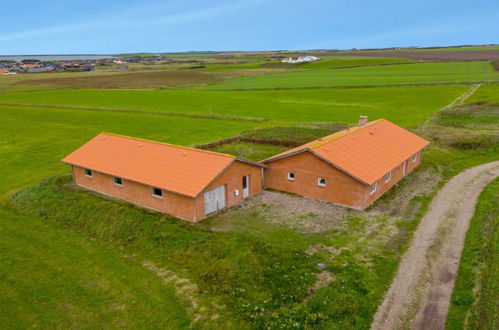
[1,0,498,54]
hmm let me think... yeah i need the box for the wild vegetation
[1,49,499,328]
[446,178,498,330]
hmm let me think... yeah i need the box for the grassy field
[2,53,499,328]
[0,207,192,329]
[0,104,263,196]
[445,178,498,330]
[210,62,499,89]
[465,84,499,104]
[205,56,416,70]
[0,85,467,125]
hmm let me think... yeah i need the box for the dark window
[152,187,163,197]
[318,178,326,186]
[113,176,123,186]
[84,168,92,177]
[288,172,295,180]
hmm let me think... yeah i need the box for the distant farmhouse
[63,117,429,221]
[282,55,320,63]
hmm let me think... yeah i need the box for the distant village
[0,53,322,75]
[0,55,171,75]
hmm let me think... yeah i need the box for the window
[385,171,392,183]
[113,176,123,186]
[370,182,377,194]
[152,187,163,198]
[287,172,295,180]
[318,178,327,186]
[412,153,417,163]
[84,168,92,177]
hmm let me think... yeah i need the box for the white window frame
[287,172,295,181]
[84,168,93,178]
[412,153,417,163]
[318,178,326,186]
[385,171,392,183]
[113,176,123,186]
[151,187,163,198]
[370,182,377,194]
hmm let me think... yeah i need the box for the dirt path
[371,161,499,330]
[445,83,481,109]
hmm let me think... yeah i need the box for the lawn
[210,62,499,89]
[0,85,467,126]
[445,178,499,330]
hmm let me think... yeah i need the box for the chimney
[358,116,368,126]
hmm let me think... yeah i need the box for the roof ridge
[309,119,385,149]
[100,132,236,159]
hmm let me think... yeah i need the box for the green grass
[262,56,416,70]
[0,206,192,329]
[465,84,499,104]
[2,57,499,328]
[0,104,262,196]
[0,85,467,125]
[9,176,320,328]
[209,142,289,161]
[445,178,499,330]
[210,62,499,89]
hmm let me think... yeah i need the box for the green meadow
[1,52,498,329]
[0,85,467,125]
[210,61,499,89]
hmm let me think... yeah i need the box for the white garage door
[204,185,226,215]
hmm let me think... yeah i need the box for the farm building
[282,55,320,63]
[261,117,430,209]
[62,133,264,221]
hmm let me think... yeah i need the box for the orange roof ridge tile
[309,119,384,149]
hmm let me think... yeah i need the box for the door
[204,185,226,215]
[403,160,407,176]
[242,175,250,198]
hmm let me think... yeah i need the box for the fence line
[195,136,303,150]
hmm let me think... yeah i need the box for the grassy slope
[0,85,467,126]
[0,207,191,329]
[210,62,499,89]
[445,178,498,330]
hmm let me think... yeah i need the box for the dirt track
[371,161,499,330]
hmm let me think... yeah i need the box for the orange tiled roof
[262,119,430,185]
[62,133,252,197]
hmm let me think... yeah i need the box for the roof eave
[62,161,198,198]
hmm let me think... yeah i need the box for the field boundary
[194,135,303,149]
[202,81,499,91]
[0,102,268,123]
